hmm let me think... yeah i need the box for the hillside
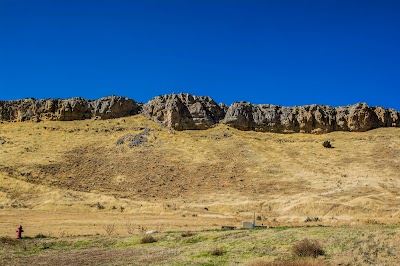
[1,114,399,236]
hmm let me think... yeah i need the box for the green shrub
[322,141,332,148]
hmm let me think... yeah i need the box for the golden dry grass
[0,115,400,237]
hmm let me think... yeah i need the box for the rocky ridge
[0,96,141,122]
[1,93,399,133]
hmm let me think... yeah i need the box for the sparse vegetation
[181,231,195,237]
[1,115,400,265]
[292,238,324,258]
[103,224,116,236]
[249,258,325,266]
[1,225,400,265]
[304,217,321,223]
[0,236,18,245]
[34,233,46,238]
[125,222,135,235]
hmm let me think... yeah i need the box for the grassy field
[1,225,400,265]
[1,115,400,264]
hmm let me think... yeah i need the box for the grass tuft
[292,238,324,258]
[210,247,226,256]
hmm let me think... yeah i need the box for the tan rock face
[0,96,140,122]
[141,93,226,130]
[1,93,399,133]
[223,101,400,133]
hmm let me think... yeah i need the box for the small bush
[322,141,332,148]
[140,235,157,244]
[292,238,324,258]
[181,231,195,237]
[34,233,46,239]
[210,247,226,256]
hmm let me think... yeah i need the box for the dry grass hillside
[1,115,400,236]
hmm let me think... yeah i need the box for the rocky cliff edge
[1,93,399,133]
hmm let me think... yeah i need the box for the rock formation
[0,96,140,122]
[142,93,226,130]
[223,102,400,133]
[0,93,399,133]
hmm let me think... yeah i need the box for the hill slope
[1,115,400,235]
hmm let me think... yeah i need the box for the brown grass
[140,235,157,244]
[210,247,226,256]
[292,238,324,258]
[0,115,399,237]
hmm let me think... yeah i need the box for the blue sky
[1,0,399,109]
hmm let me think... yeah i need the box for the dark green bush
[322,141,332,148]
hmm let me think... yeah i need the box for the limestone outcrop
[142,93,226,130]
[1,93,399,133]
[222,102,400,133]
[0,96,140,122]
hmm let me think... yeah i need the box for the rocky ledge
[1,93,399,133]
[0,96,141,122]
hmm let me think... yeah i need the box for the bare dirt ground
[0,115,400,265]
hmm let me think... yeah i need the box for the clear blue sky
[1,0,399,109]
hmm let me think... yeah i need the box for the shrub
[210,247,226,256]
[322,141,332,148]
[292,238,324,258]
[140,235,157,244]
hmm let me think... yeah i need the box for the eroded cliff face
[142,93,226,130]
[1,93,399,133]
[0,96,141,122]
[222,102,400,133]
